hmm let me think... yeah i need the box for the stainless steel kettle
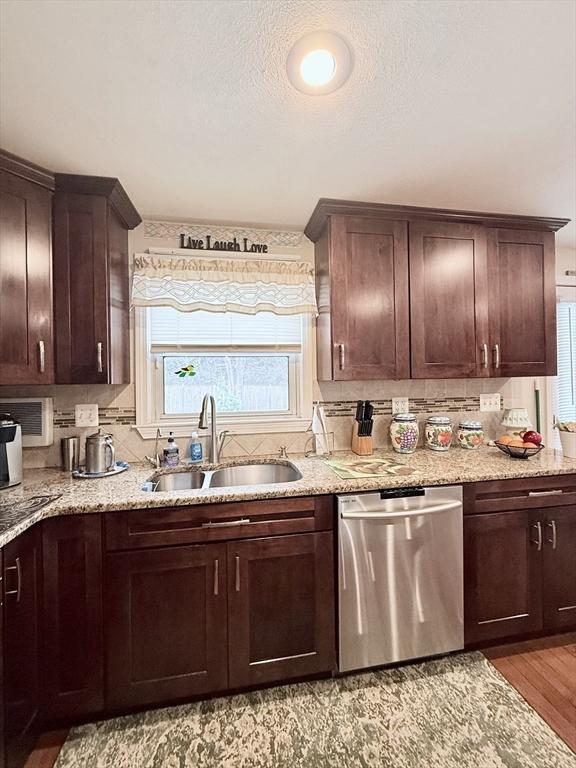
[85,429,115,474]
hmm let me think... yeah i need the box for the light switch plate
[392,397,409,415]
[480,393,501,412]
[75,404,99,427]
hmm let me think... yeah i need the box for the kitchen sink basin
[209,463,302,488]
[147,461,302,492]
[152,471,207,492]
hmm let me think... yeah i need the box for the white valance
[131,253,318,315]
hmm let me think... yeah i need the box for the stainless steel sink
[152,471,207,492]
[147,461,302,492]
[209,463,302,488]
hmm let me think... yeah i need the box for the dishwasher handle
[340,499,462,520]
[380,487,424,500]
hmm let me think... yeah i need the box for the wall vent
[0,397,53,447]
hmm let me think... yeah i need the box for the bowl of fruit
[494,431,544,459]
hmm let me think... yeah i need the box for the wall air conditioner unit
[0,397,53,446]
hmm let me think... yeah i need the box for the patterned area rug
[55,652,575,768]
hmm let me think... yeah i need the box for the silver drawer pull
[481,343,488,368]
[528,490,563,497]
[97,342,103,373]
[493,343,500,369]
[38,340,45,373]
[547,520,557,550]
[202,518,250,528]
[213,559,219,596]
[530,521,542,551]
[235,555,240,592]
[5,557,21,602]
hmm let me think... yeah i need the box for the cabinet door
[0,170,53,384]
[106,543,228,710]
[1,549,5,768]
[227,532,335,689]
[543,507,576,631]
[53,192,109,384]
[3,528,41,768]
[464,510,543,644]
[487,229,556,376]
[409,222,489,378]
[330,216,409,380]
[42,516,103,722]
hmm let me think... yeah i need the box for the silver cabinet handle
[5,557,21,602]
[530,521,542,551]
[547,520,557,550]
[213,559,219,596]
[38,340,45,373]
[97,342,103,373]
[481,343,488,369]
[235,555,240,592]
[528,489,563,497]
[493,343,500,369]
[202,519,250,528]
[337,343,345,370]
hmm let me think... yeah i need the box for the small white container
[559,430,576,459]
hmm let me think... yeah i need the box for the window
[135,305,314,436]
[550,291,576,447]
[554,299,576,416]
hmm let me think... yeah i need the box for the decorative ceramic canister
[390,413,419,454]
[425,416,453,451]
[457,420,484,449]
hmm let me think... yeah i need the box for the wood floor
[24,634,576,767]
[484,632,576,753]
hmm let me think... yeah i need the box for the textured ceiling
[1,0,575,246]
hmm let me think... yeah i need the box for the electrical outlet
[75,404,99,427]
[479,393,501,412]
[392,397,409,415]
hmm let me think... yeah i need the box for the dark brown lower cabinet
[105,543,228,710]
[464,509,543,644]
[543,507,576,630]
[3,527,41,768]
[1,549,5,768]
[227,532,335,688]
[42,516,103,722]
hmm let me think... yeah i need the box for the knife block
[351,429,373,456]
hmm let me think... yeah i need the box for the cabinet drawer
[464,474,576,515]
[105,495,334,551]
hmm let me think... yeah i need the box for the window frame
[134,306,315,438]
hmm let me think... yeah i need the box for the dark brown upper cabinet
[313,214,409,380]
[53,174,141,384]
[409,222,489,378]
[487,229,557,376]
[305,199,569,381]
[0,151,55,385]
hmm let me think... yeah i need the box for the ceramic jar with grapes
[390,413,419,454]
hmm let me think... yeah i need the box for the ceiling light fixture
[287,31,352,95]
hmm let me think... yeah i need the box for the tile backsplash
[0,377,527,469]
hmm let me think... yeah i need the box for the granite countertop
[1,447,575,548]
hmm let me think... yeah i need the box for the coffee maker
[0,414,23,489]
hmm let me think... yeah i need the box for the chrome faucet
[198,394,228,463]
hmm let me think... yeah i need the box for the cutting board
[325,457,416,480]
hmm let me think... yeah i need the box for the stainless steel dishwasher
[338,485,463,672]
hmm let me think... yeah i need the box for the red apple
[522,430,542,446]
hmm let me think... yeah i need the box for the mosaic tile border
[53,407,136,428]
[322,396,492,418]
[52,396,495,429]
